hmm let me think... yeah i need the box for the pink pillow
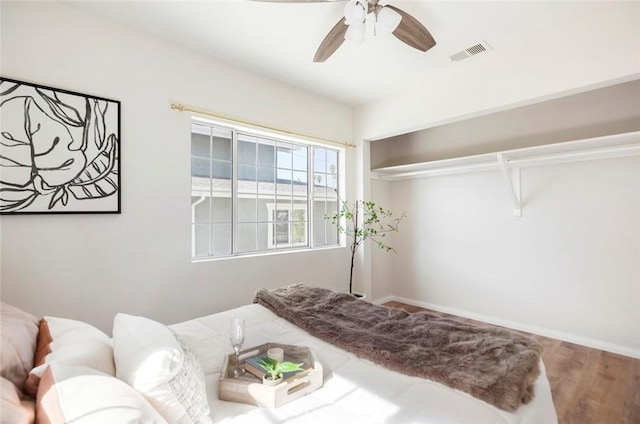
[0,303,39,390]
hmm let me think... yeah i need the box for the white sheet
[170,304,558,424]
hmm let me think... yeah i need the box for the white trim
[373,295,640,359]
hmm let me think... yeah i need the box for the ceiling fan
[253,0,436,62]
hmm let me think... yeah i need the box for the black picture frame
[0,77,121,214]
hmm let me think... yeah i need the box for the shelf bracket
[497,153,521,217]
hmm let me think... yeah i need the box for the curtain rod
[171,103,356,148]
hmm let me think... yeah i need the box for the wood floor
[384,301,640,424]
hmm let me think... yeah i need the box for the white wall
[355,2,640,141]
[0,1,353,332]
[376,156,640,357]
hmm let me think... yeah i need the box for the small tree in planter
[326,199,406,296]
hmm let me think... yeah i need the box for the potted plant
[326,198,405,298]
[257,357,304,386]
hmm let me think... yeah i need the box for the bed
[1,287,558,424]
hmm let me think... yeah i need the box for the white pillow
[0,303,39,390]
[113,313,211,424]
[24,316,114,398]
[36,363,167,423]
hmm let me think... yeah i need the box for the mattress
[170,304,558,424]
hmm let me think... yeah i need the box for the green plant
[326,199,406,294]
[257,357,304,380]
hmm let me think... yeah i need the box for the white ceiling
[63,0,639,107]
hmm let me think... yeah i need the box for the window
[191,120,340,259]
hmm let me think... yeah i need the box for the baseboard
[372,295,396,305]
[373,295,640,360]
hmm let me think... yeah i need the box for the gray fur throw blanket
[254,284,542,412]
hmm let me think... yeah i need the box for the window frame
[190,117,342,260]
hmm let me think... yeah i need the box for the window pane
[237,223,257,253]
[292,145,307,171]
[277,169,292,195]
[293,207,306,222]
[258,166,275,183]
[212,161,231,180]
[257,199,271,222]
[275,225,289,246]
[276,197,292,212]
[313,221,326,246]
[238,165,257,193]
[293,184,306,199]
[313,173,325,187]
[277,145,292,169]
[193,224,211,257]
[212,136,231,161]
[274,196,291,215]
[277,169,292,183]
[238,198,257,222]
[326,173,338,190]
[191,133,210,158]
[327,222,338,245]
[212,197,231,223]
[212,175,231,194]
[292,203,307,246]
[192,173,210,199]
[327,150,338,174]
[257,223,269,250]
[193,197,210,224]
[327,199,338,217]
[313,200,326,221]
[292,171,307,185]
[314,147,327,173]
[238,164,256,181]
[213,223,232,255]
[275,210,289,246]
[258,141,275,167]
[191,158,211,178]
[292,222,306,245]
[238,138,256,164]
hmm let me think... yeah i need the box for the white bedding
[170,304,558,424]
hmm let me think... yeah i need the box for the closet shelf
[370,131,640,181]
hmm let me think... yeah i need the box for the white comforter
[170,304,557,424]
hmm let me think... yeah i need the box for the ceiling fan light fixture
[344,22,366,44]
[377,6,402,33]
[344,0,367,25]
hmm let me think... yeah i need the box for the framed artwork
[0,77,120,214]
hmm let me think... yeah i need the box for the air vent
[450,41,492,62]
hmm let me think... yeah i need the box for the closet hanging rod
[371,131,640,180]
[170,103,356,149]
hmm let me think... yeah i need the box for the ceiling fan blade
[313,17,348,62]
[385,5,436,52]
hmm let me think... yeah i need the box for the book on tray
[243,355,308,380]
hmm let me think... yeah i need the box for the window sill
[191,245,344,263]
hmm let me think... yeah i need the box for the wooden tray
[219,342,323,408]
